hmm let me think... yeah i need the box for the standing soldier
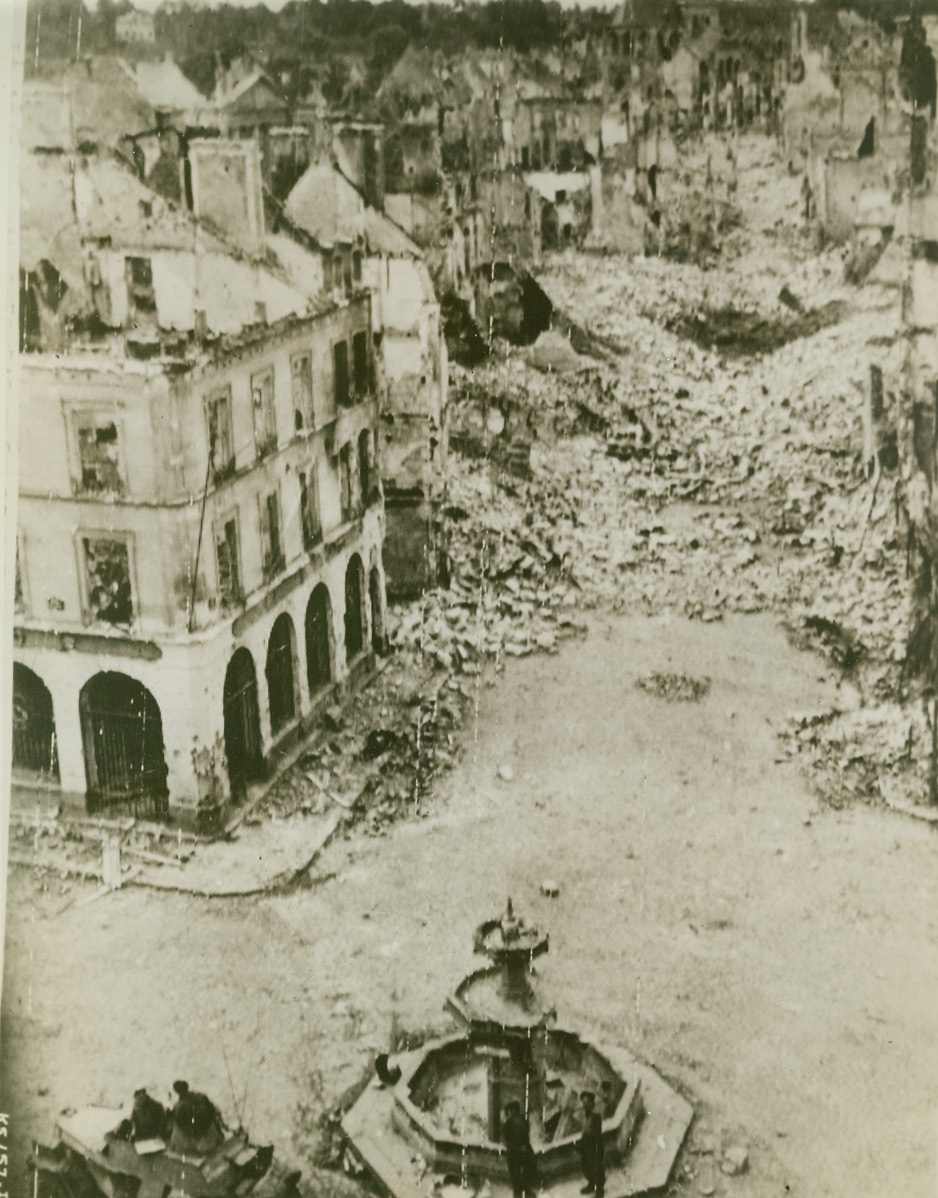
[503,1100,539,1198]
[578,1091,605,1197]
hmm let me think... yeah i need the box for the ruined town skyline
[3,0,938,1196]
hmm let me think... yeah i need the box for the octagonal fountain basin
[391,1028,643,1184]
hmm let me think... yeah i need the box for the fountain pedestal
[341,901,694,1198]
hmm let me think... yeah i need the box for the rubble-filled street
[4,612,938,1198]
[5,131,938,1198]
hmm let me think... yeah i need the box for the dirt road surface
[4,611,937,1198]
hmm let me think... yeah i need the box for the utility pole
[188,429,216,634]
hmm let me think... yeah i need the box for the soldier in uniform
[131,1089,168,1142]
[169,1081,224,1153]
[503,1101,539,1198]
[578,1092,605,1197]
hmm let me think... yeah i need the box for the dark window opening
[352,330,369,397]
[291,352,313,431]
[261,491,285,580]
[299,470,322,549]
[858,116,875,159]
[369,566,385,654]
[252,368,277,457]
[77,420,121,494]
[344,554,365,661]
[339,443,356,523]
[216,518,242,607]
[333,341,351,408]
[913,400,935,487]
[14,540,24,614]
[358,428,374,506]
[870,365,885,423]
[126,256,156,314]
[206,391,235,482]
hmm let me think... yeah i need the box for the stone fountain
[342,901,693,1198]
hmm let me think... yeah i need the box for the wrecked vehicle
[28,1096,309,1198]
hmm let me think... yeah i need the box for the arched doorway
[369,567,386,655]
[266,613,298,736]
[12,663,59,778]
[223,648,264,799]
[79,673,167,814]
[345,554,366,662]
[305,584,333,694]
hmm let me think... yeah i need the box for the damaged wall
[14,302,386,815]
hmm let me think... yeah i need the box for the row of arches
[12,557,385,812]
[223,557,382,796]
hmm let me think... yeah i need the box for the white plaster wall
[13,505,385,808]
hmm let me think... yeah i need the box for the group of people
[125,1081,226,1153]
[502,1090,605,1198]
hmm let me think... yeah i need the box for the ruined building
[897,111,938,691]
[14,147,386,827]
[284,161,449,598]
[782,8,909,242]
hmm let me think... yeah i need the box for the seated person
[168,1080,224,1154]
[375,1054,402,1087]
[132,1089,168,1142]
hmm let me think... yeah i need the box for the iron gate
[81,675,168,817]
[224,650,264,798]
[306,586,332,692]
[266,616,296,735]
[345,557,365,661]
[12,664,59,778]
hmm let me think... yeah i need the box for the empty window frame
[252,368,277,458]
[14,537,26,615]
[206,389,235,481]
[338,443,355,523]
[75,415,122,494]
[333,341,351,408]
[358,428,375,506]
[82,535,133,626]
[259,489,285,580]
[125,256,156,313]
[352,330,370,397]
[291,352,313,431]
[215,515,242,606]
[299,469,322,549]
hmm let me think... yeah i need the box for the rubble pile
[259,668,473,833]
[11,136,922,877]
[637,672,712,702]
[7,809,198,884]
[777,700,931,811]
[392,462,587,665]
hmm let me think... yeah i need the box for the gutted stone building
[285,162,449,598]
[14,150,386,826]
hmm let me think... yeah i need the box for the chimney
[189,140,266,255]
[194,308,207,340]
[255,300,267,324]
